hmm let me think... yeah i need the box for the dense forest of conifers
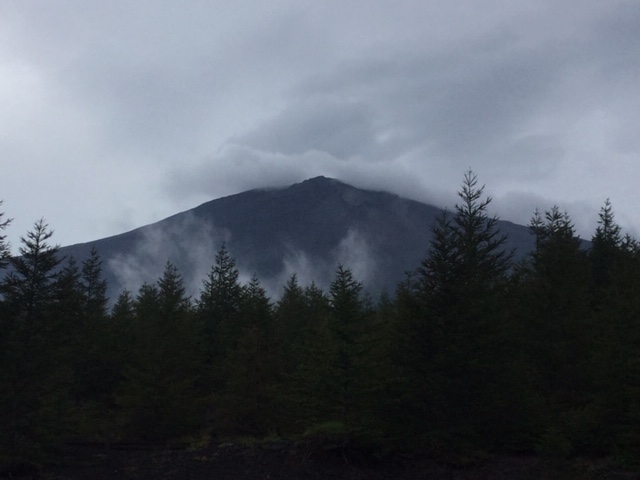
[2,171,640,473]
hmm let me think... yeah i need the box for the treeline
[2,171,640,472]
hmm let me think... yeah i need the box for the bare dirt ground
[26,442,639,480]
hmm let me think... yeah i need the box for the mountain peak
[297,175,342,187]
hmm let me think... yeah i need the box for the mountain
[58,176,537,301]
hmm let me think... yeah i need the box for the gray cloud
[2,1,640,252]
[237,99,376,159]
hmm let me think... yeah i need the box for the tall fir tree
[401,171,514,452]
[80,246,109,319]
[0,201,11,271]
[4,219,61,323]
[117,263,204,440]
[0,219,72,470]
[327,265,369,431]
[198,243,244,355]
[73,248,111,408]
[196,244,245,427]
[514,206,594,454]
[218,275,275,434]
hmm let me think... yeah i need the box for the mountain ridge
[57,176,537,301]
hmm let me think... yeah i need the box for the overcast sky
[2,1,639,254]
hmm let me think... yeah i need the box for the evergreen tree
[111,289,135,321]
[100,289,136,410]
[284,282,334,431]
[327,265,368,430]
[0,201,11,271]
[198,243,243,321]
[0,220,71,470]
[196,244,245,428]
[51,256,85,372]
[4,219,61,323]
[80,246,108,319]
[583,203,640,453]
[514,206,594,454]
[198,244,244,356]
[401,171,514,452]
[219,275,276,434]
[72,248,111,408]
[117,264,204,440]
[274,274,307,373]
[271,275,309,431]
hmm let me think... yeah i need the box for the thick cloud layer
[2,1,639,253]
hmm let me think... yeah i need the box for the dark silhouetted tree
[400,171,514,452]
[514,206,594,454]
[117,264,204,440]
[218,275,276,434]
[0,201,11,271]
[0,219,71,469]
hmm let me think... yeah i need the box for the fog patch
[333,228,376,285]
[263,228,376,299]
[107,213,231,297]
[261,246,332,300]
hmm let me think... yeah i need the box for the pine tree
[198,243,243,321]
[583,203,640,453]
[274,274,307,373]
[4,219,61,323]
[80,246,108,319]
[0,201,11,271]
[271,275,309,431]
[198,244,244,356]
[73,248,111,409]
[0,219,71,469]
[327,265,367,430]
[284,283,333,431]
[403,171,513,451]
[515,206,594,454]
[196,244,245,428]
[117,264,204,440]
[219,275,275,434]
[101,289,136,409]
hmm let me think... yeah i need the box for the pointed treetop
[593,198,622,248]
[0,200,12,269]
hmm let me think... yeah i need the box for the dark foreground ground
[15,441,638,480]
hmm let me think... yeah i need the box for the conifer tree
[111,289,135,322]
[198,244,244,356]
[4,219,60,323]
[327,265,367,430]
[402,171,513,451]
[51,256,84,369]
[284,283,333,430]
[98,289,136,414]
[0,219,70,469]
[117,264,203,440]
[80,246,108,319]
[219,275,275,434]
[0,201,11,271]
[72,248,111,409]
[197,244,245,425]
[516,206,594,453]
[583,202,640,453]
[271,275,309,431]
[198,243,243,321]
[274,274,307,372]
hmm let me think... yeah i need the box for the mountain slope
[59,176,537,300]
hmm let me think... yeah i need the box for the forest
[2,171,640,474]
